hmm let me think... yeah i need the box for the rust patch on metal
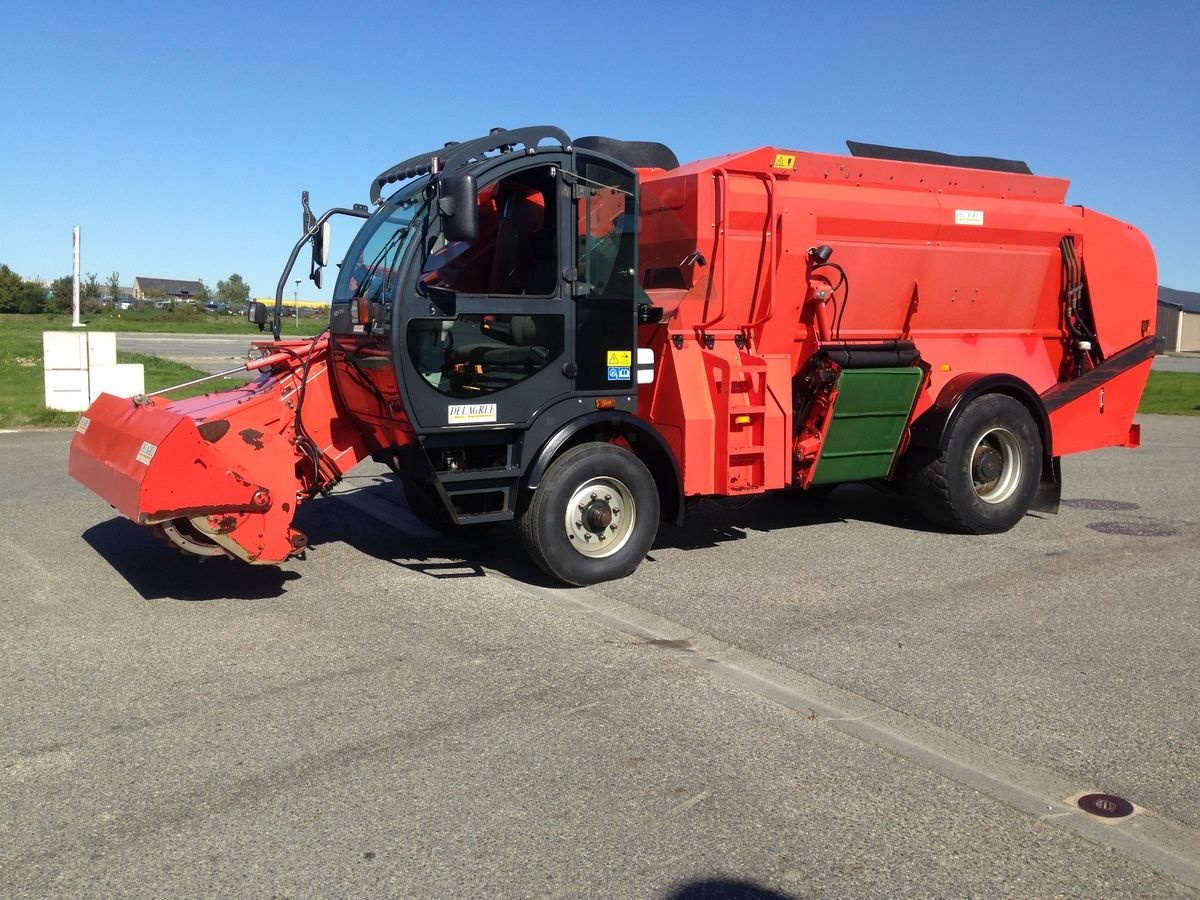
[239,428,265,450]
[197,419,231,443]
[142,503,265,522]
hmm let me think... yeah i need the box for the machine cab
[328,129,641,445]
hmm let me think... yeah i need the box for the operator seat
[523,227,558,295]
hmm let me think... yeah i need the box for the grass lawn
[33,308,320,336]
[0,314,268,429]
[1138,370,1200,415]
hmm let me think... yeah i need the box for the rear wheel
[908,394,1041,534]
[519,442,659,586]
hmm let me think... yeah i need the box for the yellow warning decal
[607,350,632,367]
[772,153,796,170]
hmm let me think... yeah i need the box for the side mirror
[311,220,330,289]
[313,220,331,268]
[247,301,269,326]
[439,173,478,242]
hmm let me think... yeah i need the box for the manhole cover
[1078,793,1134,819]
[1062,499,1140,511]
[1087,521,1179,538]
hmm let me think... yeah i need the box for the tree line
[0,264,250,314]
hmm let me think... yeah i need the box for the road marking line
[668,791,711,816]
[512,577,1200,890]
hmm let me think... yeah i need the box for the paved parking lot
[2,416,1197,897]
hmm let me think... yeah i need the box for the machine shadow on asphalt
[307,477,975,584]
[298,490,548,585]
[81,477,1049,601]
[82,519,301,602]
[664,877,795,900]
[651,482,955,553]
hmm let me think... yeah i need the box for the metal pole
[146,363,254,396]
[71,226,83,327]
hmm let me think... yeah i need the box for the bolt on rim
[563,476,637,558]
[970,426,1022,505]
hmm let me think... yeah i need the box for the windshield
[333,175,431,302]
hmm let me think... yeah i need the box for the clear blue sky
[1,0,1197,300]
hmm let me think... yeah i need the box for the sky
[1,0,1197,301]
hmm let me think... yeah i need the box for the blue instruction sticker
[607,366,631,381]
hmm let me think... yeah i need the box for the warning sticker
[76,416,90,435]
[448,403,497,425]
[772,153,796,170]
[606,350,632,367]
[136,441,157,465]
[955,209,985,226]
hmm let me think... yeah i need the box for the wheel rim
[563,476,636,558]
[159,518,227,557]
[969,427,1022,504]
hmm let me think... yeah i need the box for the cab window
[407,164,564,399]
[423,166,559,297]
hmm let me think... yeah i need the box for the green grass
[1138,370,1200,415]
[0,315,261,429]
[19,308,320,336]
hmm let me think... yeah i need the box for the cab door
[395,153,640,434]
[569,156,640,395]
[397,157,574,431]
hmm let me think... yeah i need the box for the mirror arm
[271,206,370,340]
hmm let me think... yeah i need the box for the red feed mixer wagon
[70,126,1157,585]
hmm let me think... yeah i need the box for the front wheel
[519,442,660,586]
[907,394,1042,534]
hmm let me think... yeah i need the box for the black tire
[519,442,660,586]
[907,394,1042,534]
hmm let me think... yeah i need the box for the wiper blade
[355,225,409,298]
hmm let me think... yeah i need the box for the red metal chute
[69,337,368,563]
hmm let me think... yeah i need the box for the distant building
[1157,286,1200,353]
[132,277,205,303]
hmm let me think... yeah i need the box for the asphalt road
[1154,354,1200,373]
[115,331,268,375]
[2,418,1198,898]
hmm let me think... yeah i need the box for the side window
[424,166,559,297]
[407,313,564,398]
[406,163,564,399]
[578,163,636,300]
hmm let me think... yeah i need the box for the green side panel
[811,367,923,484]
